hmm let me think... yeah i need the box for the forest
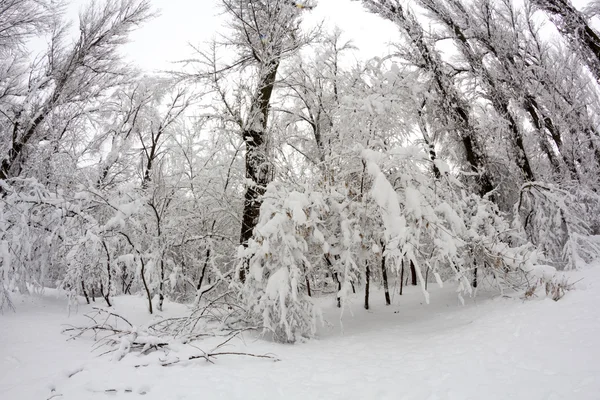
[1,0,600,349]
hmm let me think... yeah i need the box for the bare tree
[199,0,316,282]
[418,0,535,182]
[0,0,153,187]
[0,0,53,54]
[532,0,600,83]
[361,0,495,198]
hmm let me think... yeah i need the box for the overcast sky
[61,0,595,72]
[116,0,399,71]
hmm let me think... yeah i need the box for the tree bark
[158,259,165,312]
[381,245,391,305]
[364,261,370,310]
[239,61,279,282]
[81,281,90,305]
[399,259,404,295]
[101,241,112,307]
[333,272,342,308]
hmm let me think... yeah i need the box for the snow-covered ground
[2,266,600,400]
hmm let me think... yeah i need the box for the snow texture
[2,266,600,399]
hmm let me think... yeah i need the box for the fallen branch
[62,308,168,361]
[158,349,280,366]
[63,307,279,366]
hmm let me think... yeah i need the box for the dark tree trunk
[101,241,112,307]
[100,282,111,307]
[197,248,210,291]
[0,105,53,186]
[324,254,342,307]
[141,258,152,314]
[381,245,391,306]
[364,262,370,310]
[81,281,90,305]
[418,106,441,179]
[333,272,342,308]
[0,60,77,192]
[524,96,578,179]
[123,279,133,295]
[239,61,279,282]
[158,259,165,311]
[399,259,405,295]
[410,260,417,286]
[120,231,152,314]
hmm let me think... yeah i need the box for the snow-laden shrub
[238,183,332,342]
[362,147,539,300]
[516,182,600,269]
[0,179,70,297]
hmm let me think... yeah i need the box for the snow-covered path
[2,267,600,400]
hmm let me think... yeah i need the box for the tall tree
[361,0,495,198]
[532,0,600,82]
[418,0,535,182]
[0,0,153,186]
[215,0,315,281]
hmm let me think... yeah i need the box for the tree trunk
[101,241,112,307]
[418,106,441,179]
[81,281,90,305]
[410,260,417,286]
[381,245,391,305]
[399,259,404,295]
[239,61,279,282]
[158,259,165,312]
[197,248,210,291]
[141,257,152,314]
[524,96,578,179]
[333,272,342,308]
[100,282,111,307]
[364,261,370,310]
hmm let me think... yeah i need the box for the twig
[91,307,133,328]
[159,350,280,366]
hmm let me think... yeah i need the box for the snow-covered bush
[362,146,539,301]
[516,182,600,270]
[238,183,327,342]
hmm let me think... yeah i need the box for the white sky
[61,0,594,72]
[118,0,399,71]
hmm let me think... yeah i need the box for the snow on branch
[63,307,277,366]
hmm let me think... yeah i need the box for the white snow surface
[2,267,600,399]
